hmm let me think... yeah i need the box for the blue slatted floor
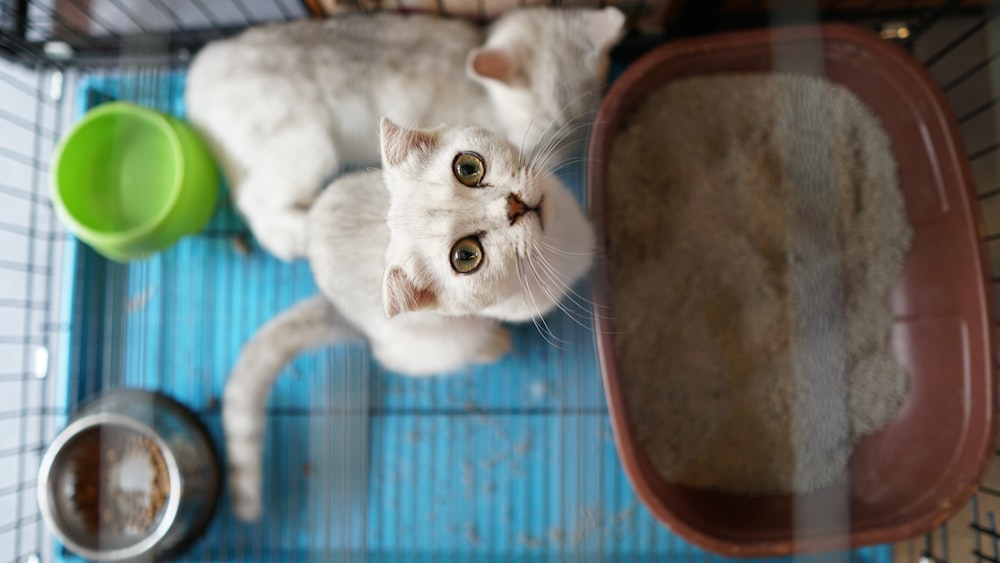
[53,69,893,562]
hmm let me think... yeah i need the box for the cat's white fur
[223,120,595,520]
[185,7,624,260]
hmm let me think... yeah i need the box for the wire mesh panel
[1,0,1000,562]
[0,0,307,65]
[0,50,74,563]
[910,12,1000,562]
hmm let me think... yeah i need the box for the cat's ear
[467,47,524,86]
[582,7,626,53]
[379,117,439,168]
[383,266,438,319]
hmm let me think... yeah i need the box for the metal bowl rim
[36,413,183,562]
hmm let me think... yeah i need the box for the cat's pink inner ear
[468,48,517,84]
[379,117,438,168]
[584,7,626,52]
[383,266,437,319]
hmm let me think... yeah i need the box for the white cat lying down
[186,7,624,260]
[223,119,595,520]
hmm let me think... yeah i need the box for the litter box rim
[588,22,997,557]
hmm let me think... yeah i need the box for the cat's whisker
[539,241,599,259]
[547,157,593,176]
[518,104,554,170]
[525,102,605,168]
[525,252,573,347]
[531,270,593,335]
[517,253,566,348]
[527,144,589,184]
[539,232,600,252]
[524,123,588,174]
[535,244,612,308]
[532,241,607,307]
[516,254,543,330]
[554,155,607,177]
[527,131,580,174]
[530,304,568,349]
[536,251,611,321]
[531,111,597,157]
[530,242,609,327]
[545,151,590,166]
[539,276,595,329]
[537,276,611,327]
[528,119,607,175]
[530,108,606,160]
[517,82,608,171]
[524,249,589,339]
[521,85,604,164]
[528,252,623,349]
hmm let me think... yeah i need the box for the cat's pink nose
[507,193,528,224]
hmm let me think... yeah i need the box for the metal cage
[2,0,1000,561]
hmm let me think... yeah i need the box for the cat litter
[608,72,911,495]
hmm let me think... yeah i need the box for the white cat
[223,119,595,521]
[185,7,624,260]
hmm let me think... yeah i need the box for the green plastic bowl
[51,102,218,262]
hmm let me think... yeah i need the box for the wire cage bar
[2,1,1000,562]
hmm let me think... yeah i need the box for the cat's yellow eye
[453,152,485,187]
[451,236,484,273]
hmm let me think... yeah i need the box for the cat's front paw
[476,326,511,364]
[243,207,309,262]
[257,226,307,262]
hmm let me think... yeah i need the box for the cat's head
[467,7,626,161]
[379,118,594,323]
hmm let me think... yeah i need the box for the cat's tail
[223,295,360,521]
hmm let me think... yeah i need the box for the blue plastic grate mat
[53,67,894,562]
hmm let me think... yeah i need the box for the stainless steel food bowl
[37,390,221,561]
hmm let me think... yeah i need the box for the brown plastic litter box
[588,24,997,556]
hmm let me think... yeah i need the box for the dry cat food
[71,427,170,536]
[607,73,912,495]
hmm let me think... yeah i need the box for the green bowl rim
[50,101,186,243]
